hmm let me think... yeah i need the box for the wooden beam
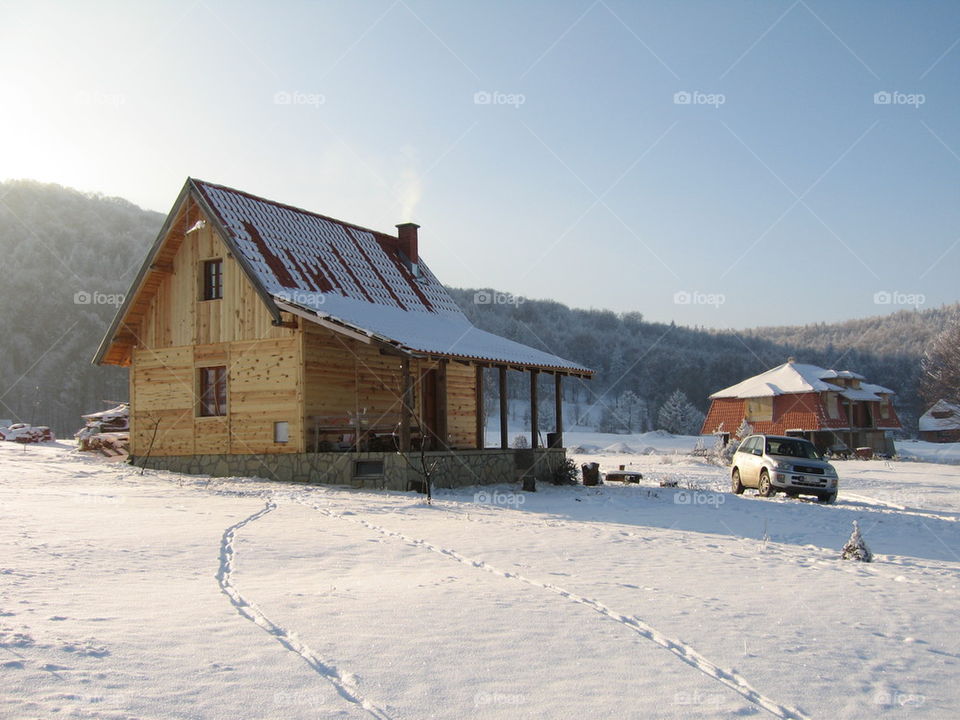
[530,369,540,449]
[499,366,509,450]
[400,357,412,452]
[437,359,449,450]
[475,365,485,449]
[150,262,174,274]
[554,372,563,447]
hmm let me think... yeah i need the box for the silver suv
[731,434,839,503]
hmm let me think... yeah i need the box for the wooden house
[919,400,960,443]
[701,359,900,454]
[94,179,592,489]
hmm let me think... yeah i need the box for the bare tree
[920,311,960,406]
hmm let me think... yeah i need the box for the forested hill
[447,289,954,432]
[0,179,951,435]
[0,180,164,433]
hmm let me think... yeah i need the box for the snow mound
[570,444,599,454]
[602,442,636,454]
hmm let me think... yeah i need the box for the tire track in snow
[217,501,392,720]
[300,499,810,720]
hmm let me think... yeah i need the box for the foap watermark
[473,490,525,508]
[275,290,326,306]
[273,691,329,710]
[874,91,925,108]
[474,290,525,306]
[74,290,125,307]
[74,91,126,108]
[873,290,925,309]
[674,90,725,108]
[674,690,724,707]
[874,690,925,708]
[673,290,725,308]
[473,90,525,108]
[474,691,527,708]
[273,90,325,108]
[674,490,725,508]
[72,493,125,506]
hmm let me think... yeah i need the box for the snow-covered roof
[710,361,895,400]
[710,362,841,399]
[192,180,589,373]
[920,400,960,432]
[96,179,591,375]
[839,386,883,402]
[820,369,865,381]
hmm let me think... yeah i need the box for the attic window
[202,259,223,300]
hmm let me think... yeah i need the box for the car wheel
[731,468,745,495]
[820,492,837,504]
[757,470,775,497]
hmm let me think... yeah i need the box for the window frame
[202,258,224,301]
[198,365,228,417]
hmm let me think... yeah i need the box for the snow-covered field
[3,440,960,719]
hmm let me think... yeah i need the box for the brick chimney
[396,222,420,275]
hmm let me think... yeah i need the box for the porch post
[530,369,540,449]
[437,359,449,450]
[554,373,564,448]
[499,366,509,449]
[400,356,412,452]
[475,366,485,449]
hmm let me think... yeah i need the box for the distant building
[701,358,900,454]
[919,400,960,443]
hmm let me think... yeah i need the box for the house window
[274,421,289,443]
[202,259,223,300]
[745,397,773,422]
[880,398,891,419]
[199,366,227,416]
[826,393,840,419]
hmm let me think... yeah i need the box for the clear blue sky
[2,0,958,328]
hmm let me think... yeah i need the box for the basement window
[274,421,289,443]
[354,460,384,477]
[202,258,223,300]
[199,366,227,417]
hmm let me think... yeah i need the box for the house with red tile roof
[95,179,591,488]
[701,358,900,454]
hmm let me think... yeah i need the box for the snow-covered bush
[511,434,530,449]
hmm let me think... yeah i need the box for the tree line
[0,179,952,437]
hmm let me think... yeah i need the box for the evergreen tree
[657,389,704,434]
[841,521,873,562]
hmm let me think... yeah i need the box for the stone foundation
[132,448,568,491]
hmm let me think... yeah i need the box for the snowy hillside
[2,442,959,718]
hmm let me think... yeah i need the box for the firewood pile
[76,403,130,458]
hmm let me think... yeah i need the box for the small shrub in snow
[511,434,530,449]
[841,521,873,562]
[551,457,579,485]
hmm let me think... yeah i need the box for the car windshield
[765,438,821,460]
